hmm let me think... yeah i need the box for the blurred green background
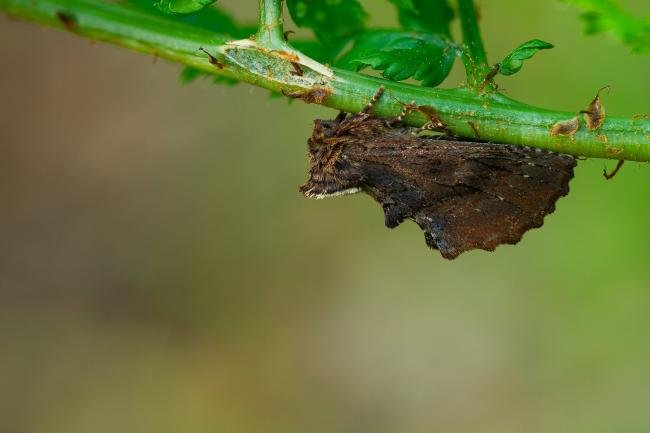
[1,1,649,432]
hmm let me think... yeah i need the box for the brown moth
[300,89,576,259]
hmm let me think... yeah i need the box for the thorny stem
[1,0,649,162]
[457,0,490,86]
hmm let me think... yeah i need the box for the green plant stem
[1,0,649,162]
[256,0,284,47]
[457,0,489,85]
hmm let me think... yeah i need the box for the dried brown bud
[282,87,332,104]
[581,86,609,131]
[551,116,580,137]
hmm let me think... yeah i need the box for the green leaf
[125,1,255,37]
[290,40,341,64]
[180,66,204,83]
[338,30,412,69]
[339,31,458,87]
[498,39,554,76]
[286,0,368,47]
[124,1,247,86]
[388,0,454,37]
[179,67,238,86]
[389,0,416,10]
[154,0,216,15]
[213,75,238,86]
[561,0,650,54]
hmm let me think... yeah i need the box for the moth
[300,88,576,259]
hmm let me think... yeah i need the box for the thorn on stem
[198,47,225,69]
[56,11,77,31]
[467,121,480,139]
[283,30,295,42]
[479,64,500,92]
[603,160,625,180]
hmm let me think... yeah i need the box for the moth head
[300,119,363,199]
[307,119,340,148]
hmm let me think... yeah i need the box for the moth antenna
[362,86,385,113]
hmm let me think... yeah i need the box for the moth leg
[386,100,418,127]
[361,85,385,114]
[420,119,447,132]
[412,105,450,134]
[334,111,348,122]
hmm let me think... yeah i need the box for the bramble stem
[1,0,648,162]
[257,0,284,47]
[457,0,489,86]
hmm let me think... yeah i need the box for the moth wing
[358,140,576,259]
[418,144,575,259]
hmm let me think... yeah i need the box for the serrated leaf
[498,39,553,76]
[286,0,367,47]
[561,0,649,54]
[388,0,454,37]
[125,0,255,37]
[339,31,458,87]
[154,0,216,15]
[337,31,408,69]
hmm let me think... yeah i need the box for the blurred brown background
[1,1,649,432]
